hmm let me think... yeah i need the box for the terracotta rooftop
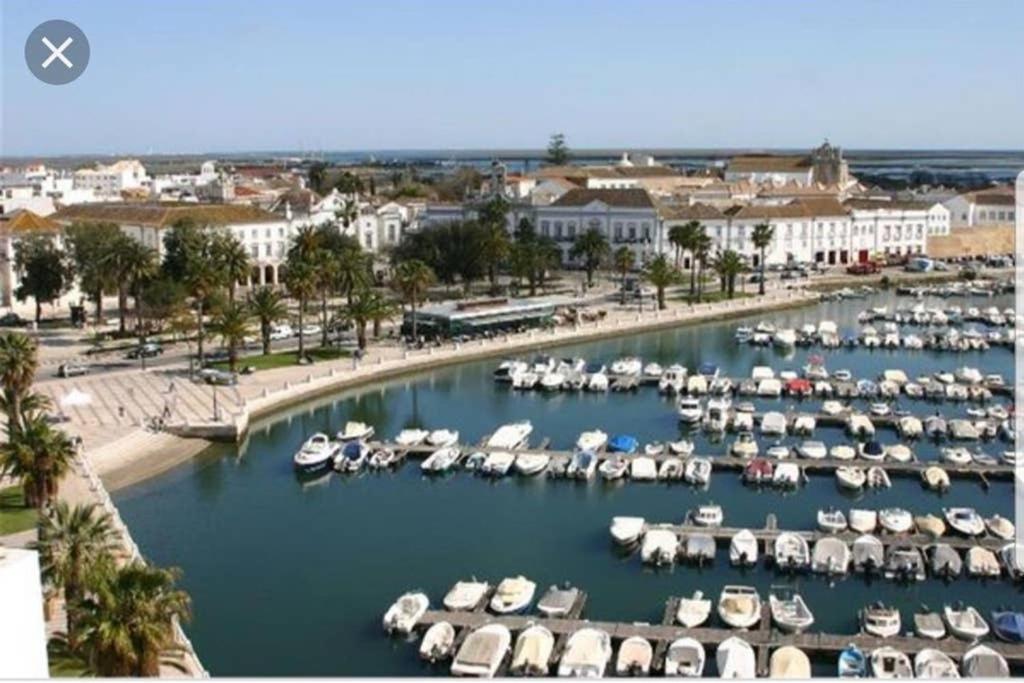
[726,197,848,219]
[970,191,1015,206]
[0,209,61,234]
[844,198,935,211]
[550,188,655,209]
[51,202,281,227]
[659,202,727,221]
[728,155,812,173]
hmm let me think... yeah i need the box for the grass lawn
[0,486,37,535]
[210,346,351,372]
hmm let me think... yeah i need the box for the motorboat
[598,455,629,481]
[704,399,730,433]
[742,458,773,484]
[729,529,758,567]
[769,646,811,679]
[664,637,705,677]
[966,546,1001,578]
[607,434,639,454]
[791,414,817,435]
[822,399,846,416]
[480,451,516,477]
[644,442,665,456]
[334,440,370,472]
[836,466,866,491]
[717,586,761,629]
[493,359,528,383]
[817,507,847,533]
[537,584,581,618]
[676,590,712,628]
[941,446,972,465]
[427,429,460,447]
[293,432,339,472]
[987,515,1016,541]
[658,365,687,394]
[760,411,788,436]
[337,421,374,442]
[921,466,950,491]
[610,357,642,377]
[925,414,948,439]
[614,636,653,676]
[769,589,814,633]
[870,647,913,679]
[514,453,550,476]
[830,444,856,460]
[991,610,1024,643]
[658,457,684,480]
[642,362,663,382]
[689,504,723,527]
[684,533,716,565]
[587,371,609,392]
[451,624,511,677]
[858,440,885,462]
[848,509,877,534]
[557,628,612,678]
[961,644,1009,678]
[677,396,703,424]
[421,447,462,473]
[796,439,826,459]
[629,457,658,481]
[852,535,885,573]
[486,421,533,450]
[928,544,963,579]
[944,603,990,640]
[687,374,709,395]
[382,592,429,634]
[812,536,850,575]
[861,603,901,638]
[683,458,712,487]
[847,414,876,438]
[716,636,756,678]
[884,545,926,582]
[567,450,598,480]
[609,516,646,546]
[459,450,483,472]
[914,608,947,640]
[513,371,539,390]
[767,443,792,459]
[731,411,754,432]
[730,431,759,458]
[943,507,985,536]
[489,576,537,614]
[772,463,801,488]
[879,508,913,534]
[443,580,490,611]
[368,447,401,469]
[867,467,892,489]
[838,645,867,678]
[420,621,456,662]
[640,528,679,566]
[915,514,946,538]
[510,625,554,676]
[885,444,913,463]
[668,439,695,456]
[773,532,810,570]
[576,430,608,452]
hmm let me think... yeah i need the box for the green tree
[213,233,251,303]
[169,231,225,369]
[210,302,252,372]
[283,259,316,361]
[569,228,610,286]
[752,222,775,296]
[693,228,712,303]
[613,247,635,304]
[546,133,570,165]
[119,242,159,343]
[0,412,76,508]
[714,249,746,299]
[477,196,511,289]
[248,287,287,355]
[307,162,328,194]
[391,260,435,341]
[344,288,392,350]
[643,254,677,310]
[0,331,39,432]
[64,222,121,323]
[14,234,71,323]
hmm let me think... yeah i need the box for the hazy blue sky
[3,0,1022,156]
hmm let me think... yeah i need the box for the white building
[0,548,49,678]
[534,188,661,264]
[73,159,149,197]
[943,188,1016,227]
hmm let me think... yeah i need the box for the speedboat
[916,514,946,538]
[944,603,990,640]
[773,463,801,488]
[382,592,428,634]
[609,516,646,546]
[717,586,761,629]
[683,458,712,487]
[773,532,810,570]
[642,362,664,382]
[796,440,827,459]
[729,529,758,566]
[337,421,374,442]
[689,503,722,527]
[607,434,639,454]
[609,357,642,377]
[514,453,550,476]
[861,602,901,638]
[684,533,716,565]
[629,456,658,481]
[615,636,653,676]
[664,637,705,677]
[427,429,459,447]
[557,628,612,678]
[486,421,533,450]
[537,584,581,618]
[742,458,773,485]
[658,365,687,394]
[510,625,554,676]
[420,447,461,473]
[767,443,792,460]
[451,624,511,677]
[812,536,851,575]
[847,414,875,438]
[858,440,885,462]
[928,544,963,579]
[817,507,847,533]
[914,608,947,640]
[921,466,950,491]
[493,359,527,383]
[587,370,609,392]
[852,535,885,573]
[884,545,926,582]
[293,432,339,472]
[465,451,488,472]
[489,576,537,614]
[334,440,370,472]
[769,589,814,633]
[644,442,665,456]
[760,411,788,436]
[576,430,608,452]
[943,507,985,536]
[658,457,684,480]
[925,414,948,439]
[716,637,755,678]
[991,610,1024,643]
[769,646,811,679]
[967,546,1002,578]
[640,528,678,566]
[730,431,759,458]
[480,451,516,477]
[870,647,913,679]
[677,396,703,424]
[961,644,1009,678]
[941,447,973,465]
[848,509,877,534]
[598,455,629,481]
[567,450,598,480]
[830,444,856,460]
[443,580,490,611]
[1000,542,1024,579]
[420,621,456,662]
[879,508,913,534]
[369,447,400,469]
[838,645,867,678]
[791,414,817,435]
[867,467,892,489]
[885,444,913,463]
[676,590,712,627]
[668,439,695,456]
[395,428,430,447]
[836,466,866,491]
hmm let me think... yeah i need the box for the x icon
[41,36,73,69]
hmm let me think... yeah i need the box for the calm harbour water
[115,291,1020,676]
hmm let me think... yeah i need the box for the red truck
[846,261,881,275]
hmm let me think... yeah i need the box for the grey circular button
[25,20,90,85]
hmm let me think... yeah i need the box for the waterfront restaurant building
[403,297,569,339]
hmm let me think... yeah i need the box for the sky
[2,0,1023,156]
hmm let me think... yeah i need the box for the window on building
[554,224,563,239]
[250,245,259,257]
[588,219,601,231]
[388,225,397,241]
[568,224,576,239]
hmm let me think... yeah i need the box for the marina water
[115,290,1017,676]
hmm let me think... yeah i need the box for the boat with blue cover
[992,609,1024,642]
[607,434,639,454]
[838,644,867,678]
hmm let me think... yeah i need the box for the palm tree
[751,222,774,295]
[478,226,511,291]
[121,242,158,343]
[104,234,140,335]
[668,220,698,270]
[0,413,76,508]
[569,228,610,287]
[288,224,321,262]
[335,246,371,305]
[313,250,338,347]
[693,228,712,303]
[714,249,746,299]
[35,502,118,645]
[0,331,38,432]
[284,260,316,361]
[214,234,251,303]
[183,247,223,370]
[643,254,677,310]
[344,288,392,350]
[391,260,435,341]
[210,303,252,372]
[76,562,192,676]
[248,287,286,355]
[613,247,635,304]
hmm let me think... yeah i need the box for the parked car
[126,342,163,359]
[846,261,881,275]
[269,324,294,341]
[0,312,27,327]
[56,363,89,378]
[197,368,238,386]
[299,324,322,337]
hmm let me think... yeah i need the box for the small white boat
[684,457,712,486]
[576,430,608,452]
[717,586,761,629]
[677,396,704,423]
[716,636,756,678]
[451,624,511,677]
[848,509,878,534]
[337,421,374,442]
[797,440,827,460]
[879,508,913,534]
[664,637,705,677]
[769,590,815,633]
[791,414,817,435]
[830,444,856,460]
[962,644,1009,678]
[921,466,950,491]
[598,455,629,481]
[812,536,851,575]
[861,603,901,638]
[557,628,612,678]
[836,466,866,491]
[944,507,985,536]
[644,442,665,456]
[334,441,370,472]
[609,516,646,546]
[668,439,695,455]
[769,646,811,679]
[382,592,429,634]
[689,504,723,527]
[966,546,1002,578]
[610,357,642,377]
[443,580,490,611]
[773,463,801,488]
[486,421,533,450]
[846,414,876,438]
[818,508,848,533]
[676,590,712,628]
[420,621,456,662]
[427,429,460,447]
[489,576,537,614]
[870,647,913,679]
[567,450,598,480]
[729,530,758,567]
[986,515,1015,541]
[941,447,973,465]
[867,466,892,489]
[773,532,810,569]
[730,431,759,458]
[514,453,550,476]
[480,451,516,477]
[658,457,684,480]
[821,399,846,416]
[292,432,339,472]
[914,609,947,640]
[615,636,653,676]
[421,447,461,473]
[395,428,429,447]
[944,604,990,640]
[641,528,679,566]
[629,457,658,481]
[510,625,554,676]
[659,365,687,394]
[898,416,923,438]
[760,411,788,436]
[885,444,913,463]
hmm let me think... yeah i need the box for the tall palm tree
[643,254,677,310]
[751,222,775,295]
[478,226,511,291]
[214,234,252,303]
[569,228,610,287]
[104,234,139,335]
[76,562,192,676]
[391,260,435,341]
[668,220,697,270]
[613,247,635,305]
[714,249,746,299]
[344,288,391,350]
[283,260,317,361]
[313,250,338,347]
[288,224,321,263]
[693,228,712,303]
[0,413,76,508]
[210,303,252,372]
[334,246,370,306]
[673,220,701,297]
[0,331,39,432]
[248,287,286,355]
[121,242,158,343]
[35,502,118,645]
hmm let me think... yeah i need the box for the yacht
[796,440,827,460]
[419,621,455,663]
[443,580,490,611]
[609,357,642,377]
[683,458,712,486]
[717,586,762,629]
[848,509,877,534]
[689,504,723,527]
[420,447,461,474]
[838,645,867,678]
[493,359,528,383]
[664,637,705,677]
[914,608,946,640]
[861,603,901,638]
[598,455,629,480]
[489,576,537,614]
[609,516,646,546]
[334,441,370,473]
[817,507,847,533]
[773,532,810,570]
[486,421,533,450]
[557,628,612,678]
[480,451,516,477]
[943,507,985,536]
[852,535,885,573]
[730,431,759,458]
[510,625,553,676]
[537,584,581,618]
[884,545,926,582]
[382,592,429,634]
[658,457,684,480]
[629,457,658,481]
[292,433,339,472]
[677,396,703,424]
[394,428,430,447]
[879,508,913,534]
[337,421,374,442]
[835,466,866,491]
[514,453,550,476]
[760,411,788,436]
[451,624,511,677]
